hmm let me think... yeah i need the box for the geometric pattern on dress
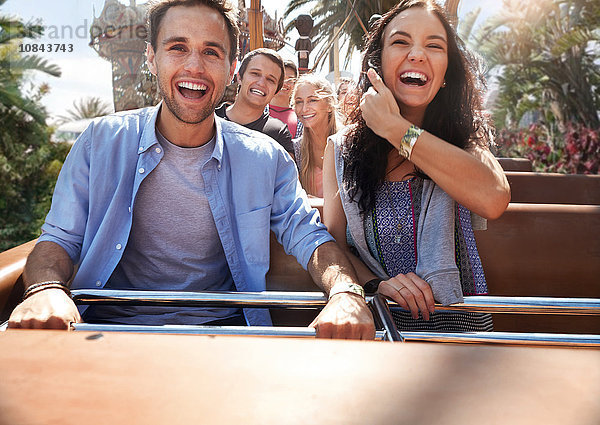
[457,204,488,295]
[371,180,417,276]
[454,206,476,295]
[295,120,304,138]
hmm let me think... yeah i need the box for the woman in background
[336,78,360,125]
[292,74,338,197]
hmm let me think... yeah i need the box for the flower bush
[495,123,599,174]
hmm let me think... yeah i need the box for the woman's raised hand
[360,68,408,142]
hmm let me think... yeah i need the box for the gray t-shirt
[84,129,240,325]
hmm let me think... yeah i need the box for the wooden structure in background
[248,0,264,50]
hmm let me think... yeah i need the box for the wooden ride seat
[2,196,599,333]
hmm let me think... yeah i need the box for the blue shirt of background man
[38,103,333,326]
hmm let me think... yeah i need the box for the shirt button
[116,243,122,250]
[138,168,145,174]
[95,280,102,287]
[138,146,144,152]
[155,147,162,153]
[128,207,131,213]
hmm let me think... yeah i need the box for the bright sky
[3,0,501,120]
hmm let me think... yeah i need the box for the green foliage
[474,0,600,129]
[0,6,68,250]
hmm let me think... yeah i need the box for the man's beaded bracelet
[398,124,424,159]
[23,281,71,301]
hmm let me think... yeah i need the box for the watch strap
[328,281,365,300]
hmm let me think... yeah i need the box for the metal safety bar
[71,289,327,309]
[368,293,404,342]
[70,289,600,316]
[2,290,599,346]
[68,323,600,347]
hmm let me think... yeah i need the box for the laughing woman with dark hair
[323,0,510,331]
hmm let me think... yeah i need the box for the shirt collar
[269,105,292,112]
[212,114,225,165]
[137,102,162,154]
[138,102,224,165]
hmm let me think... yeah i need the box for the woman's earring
[442,80,447,88]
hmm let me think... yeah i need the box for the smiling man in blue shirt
[8,0,374,339]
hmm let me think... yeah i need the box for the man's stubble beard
[157,72,224,125]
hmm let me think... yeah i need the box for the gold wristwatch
[328,281,365,300]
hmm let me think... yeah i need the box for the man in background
[216,48,294,157]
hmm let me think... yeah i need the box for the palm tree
[0,0,66,249]
[56,97,113,124]
[0,2,61,127]
[473,0,600,129]
[283,0,398,69]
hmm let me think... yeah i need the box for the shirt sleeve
[278,126,294,154]
[37,123,93,264]
[269,150,334,269]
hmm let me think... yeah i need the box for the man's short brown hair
[147,0,239,63]
[283,60,298,78]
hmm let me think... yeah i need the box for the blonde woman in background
[292,74,338,197]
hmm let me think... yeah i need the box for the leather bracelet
[23,281,70,301]
[363,278,382,294]
[398,124,423,160]
[328,281,365,300]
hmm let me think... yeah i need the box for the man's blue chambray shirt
[38,104,333,326]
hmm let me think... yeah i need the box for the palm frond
[457,7,480,45]
[7,55,61,78]
[0,85,45,123]
[551,27,599,56]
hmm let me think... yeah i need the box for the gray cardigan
[331,133,464,305]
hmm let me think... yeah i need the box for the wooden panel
[476,203,600,333]
[0,240,35,317]
[491,314,600,334]
[0,330,599,425]
[476,203,600,298]
[506,172,600,205]
[498,157,533,172]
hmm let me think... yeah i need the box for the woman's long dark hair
[343,0,490,214]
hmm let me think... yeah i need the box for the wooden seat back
[497,157,533,172]
[506,172,600,205]
[0,240,35,321]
